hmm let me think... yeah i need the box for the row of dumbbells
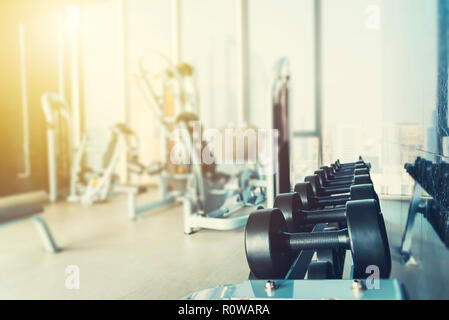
[405,157,449,208]
[244,157,392,280]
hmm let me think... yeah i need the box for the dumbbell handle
[318,175,372,194]
[299,207,346,224]
[319,169,370,188]
[314,194,349,201]
[315,197,348,207]
[285,229,351,251]
[314,185,378,207]
[321,185,350,194]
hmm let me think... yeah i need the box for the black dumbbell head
[350,183,381,212]
[377,213,391,274]
[294,182,316,209]
[350,184,377,202]
[304,176,318,194]
[274,193,302,232]
[245,209,292,279]
[354,174,372,185]
[354,168,370,176]
[346,200,391,278]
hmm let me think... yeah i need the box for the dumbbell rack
[261,224,346,281]
[184,158,406,300]
[400,158,449,261]
[184,224,404,300]
[183,278,405,300]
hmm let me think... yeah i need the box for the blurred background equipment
[42,92,138,205]
[0,190,59,253]
[0,0,448,300]
[132,55,269,233]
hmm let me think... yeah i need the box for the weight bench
[115,184,179,220]
[0,203,59,253]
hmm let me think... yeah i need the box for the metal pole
[17,22,31,179]
[237,0,250,125]
[314,0,323,166]
[57,14,65,99]
[172,0,183,64]
[67,6,81,148]
[117,0,132,182]
[118,0,130,126]
[437,0,449,161]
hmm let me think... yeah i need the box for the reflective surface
[184,279,405,300]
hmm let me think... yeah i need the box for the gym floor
[0,189,253,300]
[2,192,443,300]
[0,190,449,300]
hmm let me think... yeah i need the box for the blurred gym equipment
[42,93,135,205]
[186,156,396,300]
[132,56,268,233]
[272,58,291,196]
[0,191,59,253]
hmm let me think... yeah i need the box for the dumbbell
[324,161,370,177]
[305,173,372,197]
[324,167,368,184]
[405,157,449,199]
[281,184,390,279]
[315,168,370,188]
[335,157,365,169]
[325,165,366,179]
[333,161,371,176]
[334,160,364,170]
[293,182,379,210]
[274,191,384,279]
[310,166,371,191]
[244,199,391,279]
[273,190,379,232]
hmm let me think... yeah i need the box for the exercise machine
[131,56,269,233]
[272,58,291,196]
[0,191,59,253]
[123,58,196,220]
[42,93,134,205]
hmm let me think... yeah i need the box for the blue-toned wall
[378,0,449,299]
[315,0,449,298]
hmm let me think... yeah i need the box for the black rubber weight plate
[245,209,292,279]
[346,200,391,279]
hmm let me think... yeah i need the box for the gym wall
[308,0,437,199]
[126,0,172,184]
[0,0,68,197]
[317,0,448,298]
[56,0,444,198]
[80,1,127,176]
[182,0,240,129]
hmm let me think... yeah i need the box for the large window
[182,0,239,128]
[249,0,316,131]
[78,0,440,195]
[249,0,318,184]
[127,0,172,173]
